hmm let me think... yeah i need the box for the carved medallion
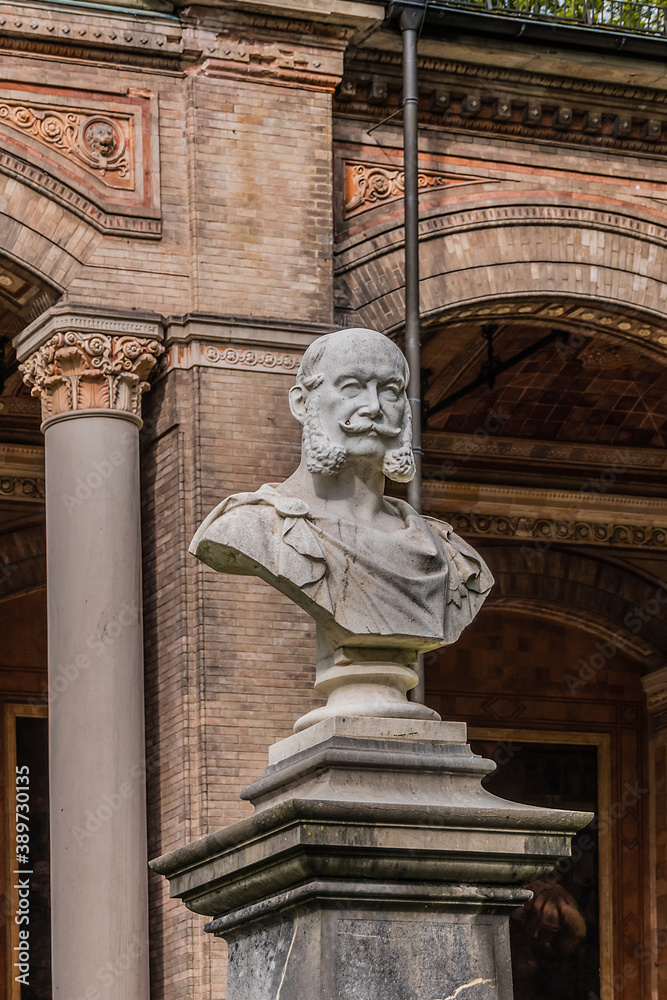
[0,102,132,187]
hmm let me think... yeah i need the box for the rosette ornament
[20,331,163,420]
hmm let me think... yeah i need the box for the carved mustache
[339,418,402,437]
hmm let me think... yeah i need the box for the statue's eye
[381,384,401,399]
[340,379,362,395]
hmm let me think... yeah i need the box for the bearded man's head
[292,329,415,484]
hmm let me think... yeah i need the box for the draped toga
[190,484,493,650]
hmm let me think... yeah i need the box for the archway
[426,595,651,1000]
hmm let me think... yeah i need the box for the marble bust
[190,328,493,655]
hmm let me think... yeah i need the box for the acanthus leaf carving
[343,161,479,216]
[0,102,133,188]
[20,332,163,420]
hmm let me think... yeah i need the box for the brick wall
[141,362,324,997]
[185,72,334,323]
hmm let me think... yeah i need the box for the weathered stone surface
[150,719,591,999]
[218,891,518,1000]
[268,715,467,764]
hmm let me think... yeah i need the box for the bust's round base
[294,641,442,733]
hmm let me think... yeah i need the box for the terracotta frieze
[160,340,301,376]
[434,510,667,548]
[0,82,160,235]
[343,160,485,216]
[0,475,44,500]
[0,101,132,187]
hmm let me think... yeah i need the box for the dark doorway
[470,740,600,1000]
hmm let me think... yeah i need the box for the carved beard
[302,394,415,483]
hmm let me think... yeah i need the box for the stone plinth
[150,718,591,1000]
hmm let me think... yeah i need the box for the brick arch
[0,172,101,294]
[479,543,667,666]
[335,202,667,339]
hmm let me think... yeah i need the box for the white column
[18,318,162,1000]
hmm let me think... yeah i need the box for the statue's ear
[289,384,308,424]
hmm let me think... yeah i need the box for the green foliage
[463,0,667,33]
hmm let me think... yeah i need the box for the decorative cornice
[335,53,667,157]
[0,475,44,501]
[192,25,346,93]
[422,480,667,548]
[0,442,44,477]
[162,312,330,352]
[437,510,667,548]
[424,480,667,520]
[343,48,667,108]
[0,1,182,67]
[19,331,163,420]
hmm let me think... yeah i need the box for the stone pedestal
[151,717,591,1000]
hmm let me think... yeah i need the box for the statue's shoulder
[189,485,313,577]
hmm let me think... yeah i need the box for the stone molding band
[434,510,667,549]
[20,331,163,421]
[335,203,667,274]
[41,408,144,432]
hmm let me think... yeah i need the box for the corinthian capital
[20,328,163,421]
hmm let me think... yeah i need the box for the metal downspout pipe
[401,4,426,702]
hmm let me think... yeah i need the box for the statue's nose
[357,384,381,416]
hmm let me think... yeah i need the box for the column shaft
[45,410,149,1000]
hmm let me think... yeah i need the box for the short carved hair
[296,329,409,393]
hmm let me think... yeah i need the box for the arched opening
[0,252,59,994]
[426,601,651,1000]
